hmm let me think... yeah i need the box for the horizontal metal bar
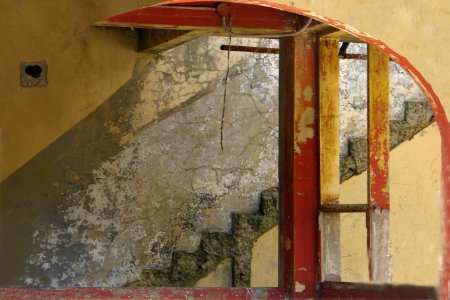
[320,204,367,213]
[339,53,367,59]
[220,45,389,61]
[220,45,279,54]
[340,53,395,61]
[320,281,437,299]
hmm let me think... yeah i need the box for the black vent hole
[25,65,42,79]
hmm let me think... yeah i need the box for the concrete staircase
[128,101,434,287]
[0,35,434,289]
[127,188,278,287]
[341,101,433,181]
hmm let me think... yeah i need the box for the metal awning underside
[95,2,305,34]
[95,2,362,54]
[94,2,326,54]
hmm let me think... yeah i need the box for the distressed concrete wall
[250,123,442,286]
[0,36,280,288]
[1,33,431,288]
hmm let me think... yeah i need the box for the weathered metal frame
[2,1,449,299]
[318,37,341,283]
[367,44,392,282]
[279,31,320,299]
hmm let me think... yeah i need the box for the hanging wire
[219,13,312,151]
[220,16,232,151]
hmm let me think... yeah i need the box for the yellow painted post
[319,37,341,281]
[367,44,391,282]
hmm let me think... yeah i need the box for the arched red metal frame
[0,1,448,299]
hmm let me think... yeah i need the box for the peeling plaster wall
[1,34,430,288]
[8,37,280,288]
[1,35,267,286]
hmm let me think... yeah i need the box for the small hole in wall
[25,65,42,79]
[20,61,47,87]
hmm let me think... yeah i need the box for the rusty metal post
[367,44,392,282]
[318,37,341,282]
[279,32,319,298]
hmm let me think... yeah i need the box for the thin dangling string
[220,15,232,152]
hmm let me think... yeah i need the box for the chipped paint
[295,281,306,293]
[279,33,320,299]
[295,106,315,149]
[116,1,450,298]
[302,85,313,102]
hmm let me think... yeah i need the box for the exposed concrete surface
[126,188,278,288]
[1,36,279,288]
[231,188,278,287]
[0,35,432,288]
[1,0,447,292]
[0,34,256,285]
[341,122,442,285]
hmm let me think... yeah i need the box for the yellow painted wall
[251,123,442,286]
[195,259,232,287]
[0,0,157,181]
[251,226,279,287]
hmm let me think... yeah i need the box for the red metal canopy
[95,2,308,35]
